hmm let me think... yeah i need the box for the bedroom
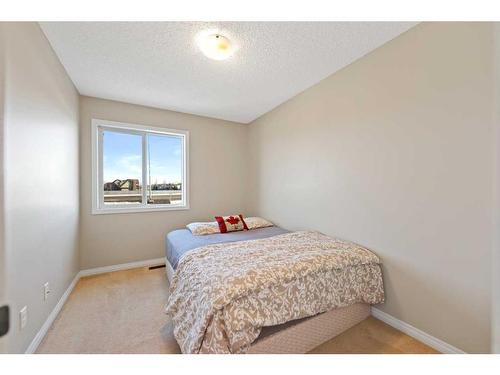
[1,0,500,373]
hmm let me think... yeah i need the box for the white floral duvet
[165,231,385,353]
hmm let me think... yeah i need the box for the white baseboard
[79,257,165,277]
[371,307,466,354]
[25,273,80,354]
[25,257,166,353]
[25,261,464,355]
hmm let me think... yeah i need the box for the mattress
[165,226,289,269]
[166,230,384,353]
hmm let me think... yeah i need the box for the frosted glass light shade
[197,33,234,61]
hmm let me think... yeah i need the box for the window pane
[102,130,142,206]
[147,134,183,205]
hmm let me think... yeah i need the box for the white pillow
[186,222,220,236]
[244,217,274,230]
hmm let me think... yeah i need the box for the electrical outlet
[44,282,50,301]
[19,306,27,330]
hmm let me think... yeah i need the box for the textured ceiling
[40,22,416,123]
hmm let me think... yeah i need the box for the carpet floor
[37,267,438,354]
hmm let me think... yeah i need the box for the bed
[165,225,384,354]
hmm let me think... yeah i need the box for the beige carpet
[37,267,438,354]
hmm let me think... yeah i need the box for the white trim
[371,307,466,354]
[79,257,165,277]
[91,118,190,215]
[25,273,80,354]
[91,205,190,215]
[25,257,166,354]
[28,262,463,354]
[91,119,98,215]
[142,131,148,206]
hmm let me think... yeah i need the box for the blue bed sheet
[165,226,289,269]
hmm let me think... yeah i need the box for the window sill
[91,204,190,215]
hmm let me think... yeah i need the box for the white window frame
[91,119,189,215]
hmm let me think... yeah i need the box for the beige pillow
[186,221,220,235]
[244,217,274,230]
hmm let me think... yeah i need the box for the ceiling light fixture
[197,32,234,61]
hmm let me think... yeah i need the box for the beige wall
[79,96,247,269]
[246,22,494,353]
[1,22,80,353]
[493,23,500,354]
[0,23,6,353]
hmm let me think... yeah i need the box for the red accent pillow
[215,214,249,233]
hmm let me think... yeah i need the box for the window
[92,119,189,214]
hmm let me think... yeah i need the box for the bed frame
[165,260,370,354]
